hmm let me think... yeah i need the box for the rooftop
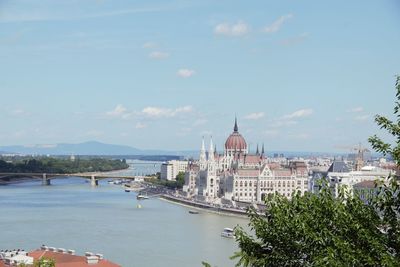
[327,161,350,173]
[28,249,120,267]
[353,180,378,189]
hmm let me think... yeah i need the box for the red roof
[0,261,6,267]
[237,169,259,176]
[29,250,120,267]
[225,132,247,150]
[243,155,261,164]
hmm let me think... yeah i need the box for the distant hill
[0,141,143,156]
[0,141,200,157]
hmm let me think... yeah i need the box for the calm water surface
[0,161,248,267]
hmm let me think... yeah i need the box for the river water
[0,160,249,267]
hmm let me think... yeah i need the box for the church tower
[199,137,207,170]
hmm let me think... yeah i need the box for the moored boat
[188,210,199,214]
[137,194,149,200]
[221,228,235,238]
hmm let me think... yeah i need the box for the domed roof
[225,118,247,150]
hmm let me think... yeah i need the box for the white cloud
[282,108,313,119]
[142,42,157,49]
[177,69,195,78]
[354,115,369,121]
[347,107,364,113]
[141,105,193,118]
[106,104,131,119]
[149,51,169,59]
[264,14,293,33]
[245,112,265,120]
[280,33,309,46]
[214,21,249,37]
[135,122,147,129]
[10,108,28,116]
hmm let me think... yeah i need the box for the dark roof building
[327,161,350,173]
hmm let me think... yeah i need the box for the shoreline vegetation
[0,157,129,175]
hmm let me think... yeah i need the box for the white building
[310,161,392,197]
[161,160,189,181]
[0,250,33,266]
[183,118,310,204]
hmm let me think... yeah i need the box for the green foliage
[0,157,129,174]
[145,172,185,189]
[175,171,185,188]
[33,257,55,267]
[369,75,400,165]
[233,185,399,266]
[232,76,400,266]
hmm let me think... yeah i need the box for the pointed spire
[262,143,265,155]
[214,144,217,156]
[208,136,215,161]
[256,144,259,155]
[234,116,238,132]
[200,136,206,164]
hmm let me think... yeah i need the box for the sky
[0,0,399,153]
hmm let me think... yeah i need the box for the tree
[33,257,55,267]
[175,171,185,188]
[232,76,400,267]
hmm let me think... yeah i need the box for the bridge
[0,172,146,186]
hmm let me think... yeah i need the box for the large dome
[224,118,247,151]
[225,132,247,150]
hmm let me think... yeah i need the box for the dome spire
[234,116,238,132]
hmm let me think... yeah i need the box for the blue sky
[0,0,399,152]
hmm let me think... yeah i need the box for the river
[0,160,249,267]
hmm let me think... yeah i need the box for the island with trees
[0,156,129,174]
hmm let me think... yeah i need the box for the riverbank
[159,194,249,218]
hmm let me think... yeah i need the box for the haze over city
[1,0,399,152]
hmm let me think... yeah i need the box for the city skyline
[1,0,399,152]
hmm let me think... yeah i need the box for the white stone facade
[161,160,189,181]
[183,119,310,203]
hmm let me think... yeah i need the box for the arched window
[235,181,238,187]
[240,181,243,187]
[245,181,247,187]
[249,181,252,187]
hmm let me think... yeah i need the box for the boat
[221,228,235,238]
[188,210,199,214]
[136,194,149,200]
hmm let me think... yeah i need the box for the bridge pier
[90,175,98,186]
[42,173,50,186]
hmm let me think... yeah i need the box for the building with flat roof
[160,160,188,181]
